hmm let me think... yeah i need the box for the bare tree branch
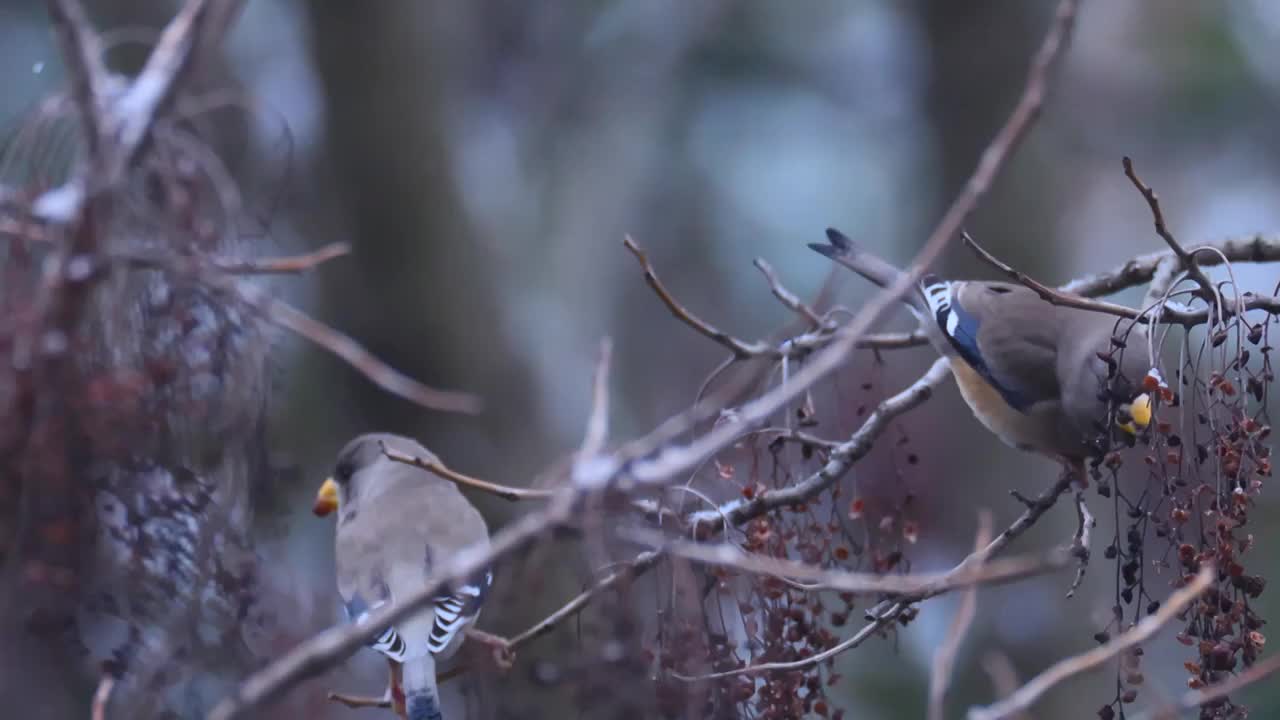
[753,258,824,327]
[245,287,483,414]
[209,242,351,275]
[90,673,115,720]
[1065,492,1094,598]
[980,652,1029,720]
[1141,254,1183,311]
[671,470,1079,681]
[579,337,613,459]
[623,237,933,360]
[112,0,224,171]
[685,357,952,532]
[963,231,1149,319]
[929,512,994,720]
[967,565,1216,720]
[507,550,664,650]
[32,0,245,222]
[623,235,776,359]
[627,527,1068,598]
[325,692,389,710]
[672,600,907,681]
[109,246,484,414]
[1122,156,1219,305]
[381,445,554,502]
[1059,233,1280,298]
[45,0,109,158]
[963,231,1280,324]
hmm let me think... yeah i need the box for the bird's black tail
[809,227,930,316]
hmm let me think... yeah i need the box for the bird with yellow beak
[811,228,1163,482]
[313,433,493,720]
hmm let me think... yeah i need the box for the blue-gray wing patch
[923,279,1034,412]
[345,568,494,659]
[344,592,408,662]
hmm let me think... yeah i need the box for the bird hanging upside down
[810,228,1165,485]
[313,433,498,720]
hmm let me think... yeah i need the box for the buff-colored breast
[948,357,1048,454]
[952,353,1090,458]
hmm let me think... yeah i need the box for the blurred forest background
[0,1,1277,719]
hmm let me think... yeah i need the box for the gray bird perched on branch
[810,228,1164,481]
[313,433,493,720]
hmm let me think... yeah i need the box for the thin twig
[580,337,613,459]
[929,512,994,720]
[91,674,115,720]
[508,550,664,650]
[430,553,666,689]
[967,565,1216,720]
[624,239,921,357]
[623,235,774,358]
[33,0,245,222]
[964,231,1279,324]
[381,445,554,501]
[108,251,482,413]
[46,0,109,158]
[674,471,1078,681]
[1065,492,1094,598]
[754,258,824,327]
[673,600,907,681]
[210,242,351,274]
[1122,157,1218,305]
[1059,233,1280,297]
[242,287,482,414]
[326,692,389,710]
[1142,254,1183,311]
[627,528,1068,598]
[110,0,233,178]
[855,330,930,349]
[963,231,1146,320]
[980,653,1028,720]
[685,358,952,531]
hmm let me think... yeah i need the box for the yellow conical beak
[313,477,339,517]
[1119,393,1153,435]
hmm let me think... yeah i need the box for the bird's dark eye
[334,459,356,483]
[987,286,1012,295]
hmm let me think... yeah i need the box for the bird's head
[313,432,428,517]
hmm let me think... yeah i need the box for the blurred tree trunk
[302,5,545,476]
[303,6,560,716]
[917,0,1062,275]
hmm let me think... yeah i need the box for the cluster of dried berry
[1095,318,1272,720]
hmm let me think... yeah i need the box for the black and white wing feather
[343,568,494,660]
[427,568,493,655]
[344,592,409,662]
